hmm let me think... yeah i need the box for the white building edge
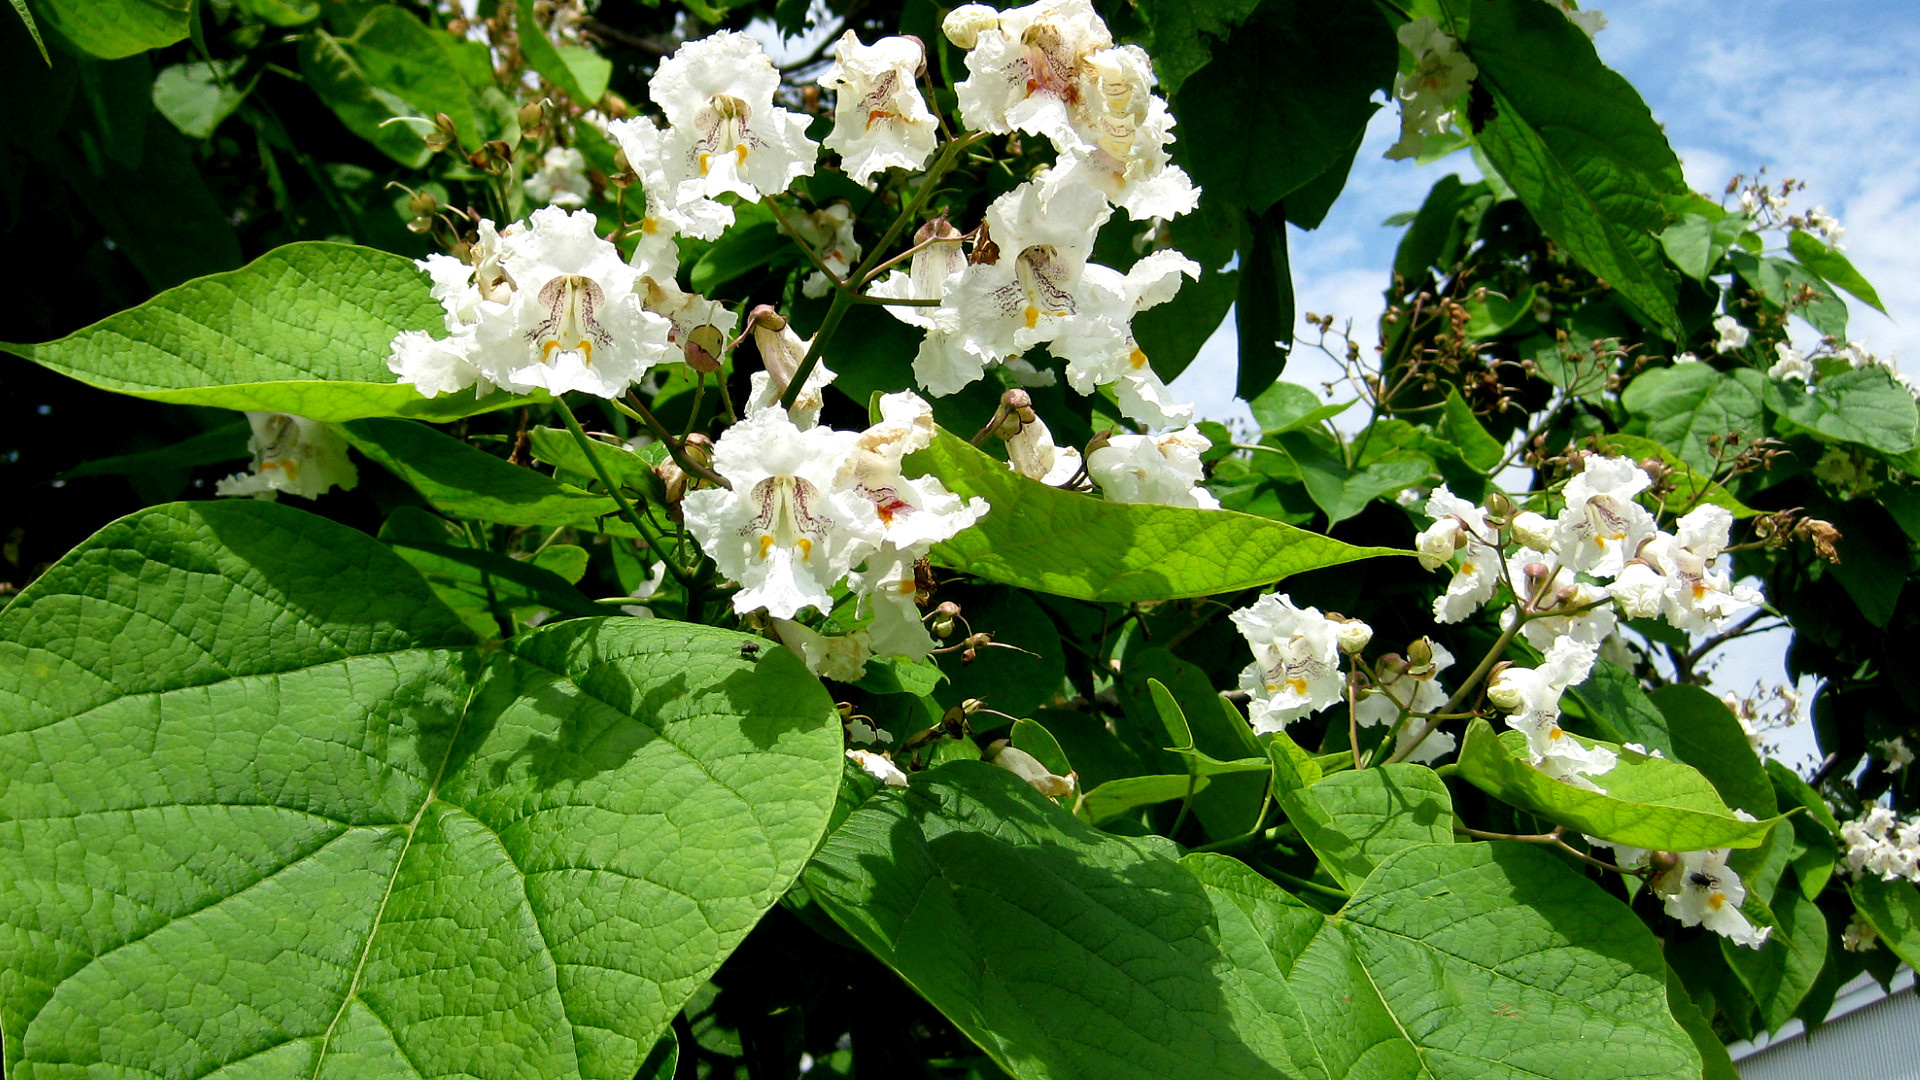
[1732,967,1917,1078]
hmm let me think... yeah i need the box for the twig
[553,397,693,588]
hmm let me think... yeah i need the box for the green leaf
[300,9,482,165]
[1620,364,1767,472]
[34,0,189,59]
[1728,251,1849,339]
[1276,430,1432,526]
[340,418,644,535]
[152,59,255,139]
[7,0,47,64]
[1460,0,1685,337]
[0,242,518,422]
[1565,658,1676,758]
[516,0,601,103]
[1849,876,1920,970]
[528,425,668,500]
[1126,0,1261,94]
[909,431,1404,603]
[806,762,1701,1080]
[1724,887,1826,1032]
[1461,285,1541,340]
[54,419,250,481]
[1456,720,1780,851]
[1248,381,1353,435]
[1660,212,1750,283]
[1765,759,1840,837]
[231,0,320,26]
[1439,387,1504,471]
[1234,203,1294,397]
[1650,684,1777,818]
[1763,365,1920,455]
[0,501,842,1080]
[1174,0,1394,213]
[1009,718,1073,779]
[379,507,606,638]
[1132,263,1238,384]
[1276,764,1455,892]
[1787,229,1886,313]
[1078,774,1208,826]
[1666,966,1741,1080]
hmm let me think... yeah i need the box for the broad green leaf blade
[1195,842,1703,1080]
[1620,364,1767,472]
[1787,229,1886,313]
[0,242,519,422]
[804,762,1330,1080]
[341,418,644,535]
[53,419,250,480]
[1762,365,1920,455]
[0,502,842,1080]
[34,0,189,59]
[1666,965,1740,1080]
[1848,876,1920,971]
[1729,251,1849,339]
[1126,0,1260,94]
[153,59,256,139]
[1565,657,1677,757]
[529,424,668,499]
[1276,764,1455,892]
[1078,774,1207,826]
[517,0,598,103]
[1455,720,1780,850]
[1765,759,1840,837]
[1461,0,1685,337]
[1723,887,1826,1032]
[1234,203,1294,397]
[1649,684,1778,818]
[232,0,320,26]
[910,431,1403,602]
[1248,381,1354,435]
[380,526,607,639]
[1275,430,1431,526]
[1439,387,1503,470]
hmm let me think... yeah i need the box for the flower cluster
[1230,593,1367,735]
[1587,836,1771,949]
[1840,806,1920,882]
[215,412,359,501]
[1385,18,1476,161]
[683,390,988,673]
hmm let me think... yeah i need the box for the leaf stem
[615,392,732,489]
[552,396,693,588]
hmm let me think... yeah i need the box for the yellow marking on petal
[735,144,749,165]
[641,217,659,234]
[1692,582,1709,599]
[699,152,712,176]
[894,579,916,594]
[542,339,562,362]
[1287,678,1308,696]
[1024,305,1040,329]
[1708,893,1727,910]
[1460,561,1476,574]
[758,535,776,559]
[1128,347,1149,370]
[796,537,814,562]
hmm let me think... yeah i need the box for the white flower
[215,413,359,500]
[1714,314,1749,353]
[1506,552,1616,651]
[988,742,1075,797]
[1510,510,1556,551]
[524,145,592,208]
[1087,427,1219,509]
[608,116,735,248]
[847,543,938,662]
[847,748,909,787]
[1656,849,1770,949]
[1417,486,1501,622]
[1608,560,1667,619]
[842,392,991,549]
[1842,914,1880,952]
[453,207,676,398]
[648,31,818,206]
[784,202,863,298]
[949,0,1114,148]
[1003,411,1082,485]
[1841,806,1920,882]
[1232,593,1345,733]
[1674,351,1700,365]
[945,182,1111,387]
[1806,206,1845,249]
[1043,45,1199,219]
[1552,455,1657,578]
[1548,0,1608,36]
[1385,18,1477,161]
[746,315,836,429]
[1335,618,1374,655]
[683,407,884,619]
[820,32,938,188]
[1880,737,1915,772]
[387,329,491,399]
[1489,638,1612,791]
[1769,342,1815,383]
[1394,724,1457,766]
[1584,835,1650,869]
[772,619,872,682]
[1639,506,1763,634]
[1053,249,1202,428]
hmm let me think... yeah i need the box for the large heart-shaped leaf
[1456,720,1781,851]
[0,502,840,1080]
[0,242,520,422]
[804,762,1702,1080]
[909,432,1404,602]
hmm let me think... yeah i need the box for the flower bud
[517,99,547,133]
[1405,637,1438,679]
[1487,676,1524,713]
[609,148,638,188]
[1523,561,1551,581]
[683,323,725,373]
[656,460,687,506]
[603,92,631,120]
[424,111,460,152]
[942,3,1000,48]
[1510,510,1554,551]
[1483,492,1513,520]
[930,600,960,640]
[1330,614,1372,655]
[987,741,1075,798]
[681,431,715,472]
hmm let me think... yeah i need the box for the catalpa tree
[3,0,1917,1078]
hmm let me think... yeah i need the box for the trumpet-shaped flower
[746,316,837,429]
[1417,486,1502,622]
[1713,314,1749,353]
[608,116,735,253]
[1385,19,1477,161]
[1655,848,1770,948]
[947,0,1114,148]
[1505,550,1617,650]
[1640,506,1763,633]
[458,207,676,398]
[1233,593,1345,733]
[1087,427,1218,509]
[988,743,1076,797]
[772,619,872,682]
[215,413,359,500]
[1054,249,1201,428]
[683,407,884,619]
[1355,643,1456,730]
[820,32,938,187]
[1489,638,1613,790]
[1004,410,1083,485]
[524,145,592,208]
[847,748,909,787]
[648,32,818,207]
[842,392,991,549]
[868,220,984,397]
[847,543,938,661]
[1044,45,1198,219]
[947,182,1111,375]
[1552,455,1657,578]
